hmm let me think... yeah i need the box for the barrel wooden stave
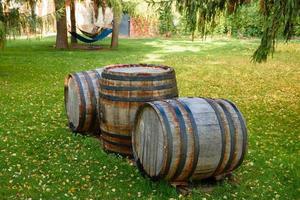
[102,140,132,156]
[100,78,177,88]
[100,99,140,135]
[64,69,103,134]
[65,76,81,129]
[210,100,232,176]
[215,99,247,172]
[132,97,247,182]
[99,64,178,155]
[100,88,178,100]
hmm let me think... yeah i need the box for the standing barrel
[99,64,178,155]
[64,69,103,134]
[132,97,247,182]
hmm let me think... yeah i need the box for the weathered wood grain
[132,97,247,182]
[64,69,103,134]
[99,64,178,155]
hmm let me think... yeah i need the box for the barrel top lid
[104,64,173,76]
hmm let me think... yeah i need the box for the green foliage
[121,0,138,16]
[0,37,299,199]
[107,0,123,18]
[158,2,175,35]
[0,7,21,41]
[175,14,192,35]
[0,0,43,48]
[149,0,300,63]
[253,0,300,62]
[6,8,21,38]
[0,21,5,49]
[225,1,263,37]
[174,0,232,36]
[3,7,44,38]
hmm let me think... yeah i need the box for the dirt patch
[70,43,111,51]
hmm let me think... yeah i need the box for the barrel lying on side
[64,69,103,134]
[99,64,178,156]
[132,97,247,181]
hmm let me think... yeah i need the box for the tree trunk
[93,0,99,22]
[54,0,68,49]
[191,31,194,41]
[111,9,121,48]
[101,0,106,21]
[70,0,77,44]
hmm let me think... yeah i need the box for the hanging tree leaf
[253,0,300,62]
[148,0,300,62]
[158,1,174,35]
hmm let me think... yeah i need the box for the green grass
[0,37,299,199]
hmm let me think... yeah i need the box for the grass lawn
[0,37,299,199]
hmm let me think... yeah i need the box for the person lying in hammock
[78,25,103,39]
[68,24,113,44]
[68,23,112,39]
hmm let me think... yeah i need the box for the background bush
[159,0,300,39]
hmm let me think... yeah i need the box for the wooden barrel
[99,64,178,155]
[64,69,103,134]
[132,97,247,182]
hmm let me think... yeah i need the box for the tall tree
[109,0,122,48]
[93,0,109,23]
[70,0,77,44]
[107,0,138,48]
[93,0,100,21]
[54,0,68,49]
[101,0,107,20]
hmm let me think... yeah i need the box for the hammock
[69,28,113,44]
[78,26,103,38]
